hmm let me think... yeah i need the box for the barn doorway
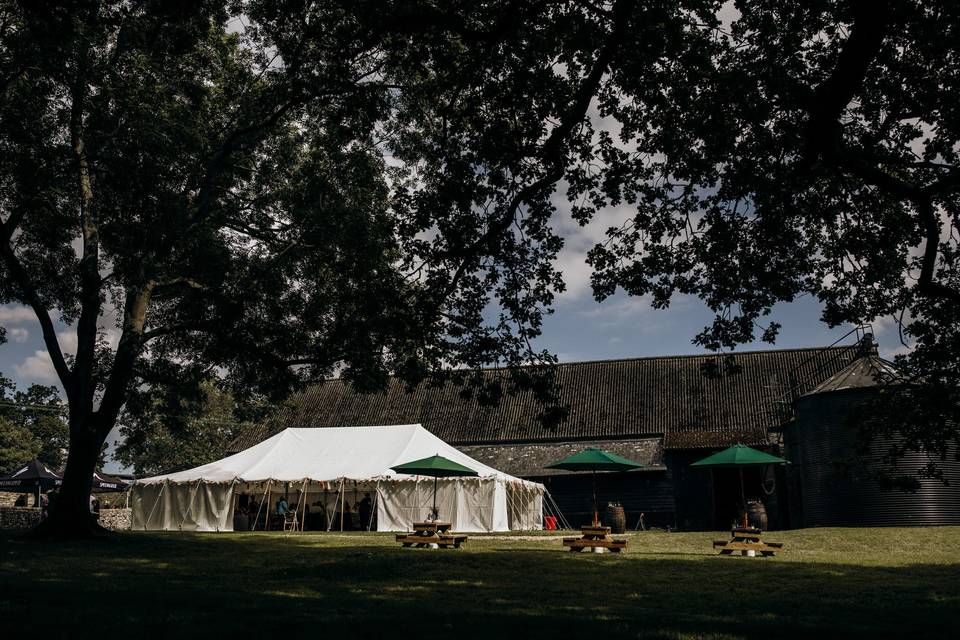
[711,467,764,529]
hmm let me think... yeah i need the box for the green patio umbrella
[691,445,788,528]
[390,455,479,518]
[544,448,645,526]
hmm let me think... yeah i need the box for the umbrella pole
[433,476,438,515]
[739,467,748,529]
[592,470,598,527]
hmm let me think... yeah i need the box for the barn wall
[529,470,675,529]
[666,451,716,531]
[785,390,960,527]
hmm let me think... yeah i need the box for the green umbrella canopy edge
[544,447,645,472]
[390,454,480,478]
[690,444,788,468]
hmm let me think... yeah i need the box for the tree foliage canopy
[115,379,265,476]
[0,374,68,473]
[1,0,959,533]
[579,0,960,470]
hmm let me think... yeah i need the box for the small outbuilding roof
[803,354,901,396]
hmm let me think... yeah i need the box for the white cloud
[0,305,36,324]
[13,350,61,384]
[718,0,741,31]
[55,329,79,356]
[879,343,914,360]
[8,327,29,343]
[550,185,637,301]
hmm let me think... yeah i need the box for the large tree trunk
[27,420,110,540]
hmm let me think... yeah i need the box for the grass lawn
[1,527,958,639]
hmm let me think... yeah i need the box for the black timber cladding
[230,345,860,453]
[785,389,960,527]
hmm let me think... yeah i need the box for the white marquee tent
[129,424,544,532]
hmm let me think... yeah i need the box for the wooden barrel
[605,503,626,534]
[747,501,768,531]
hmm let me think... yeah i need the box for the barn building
[228,336,960,530]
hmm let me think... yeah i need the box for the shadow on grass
[0,532,957,639]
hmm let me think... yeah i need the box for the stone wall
[98,508,131,531]
[459,437,665,478]
[0,493,22,507]
[0,506,42,529]
[0,506,131,530]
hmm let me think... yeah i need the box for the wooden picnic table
[563,524,627,553]
[396,521,467,549]
[713,527,783,556]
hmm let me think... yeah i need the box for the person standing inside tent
[358,493,372,531]
[275,496,289,530]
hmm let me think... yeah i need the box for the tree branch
[914,196,960,304]
[0,233,73,395]
[803,0,891,161]
[799,1,960,306]
[192,94,303,223]
[95,281,156,435]
[141,320,216,341]
[440,0,633,299]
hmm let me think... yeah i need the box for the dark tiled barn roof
[229,344,861,453]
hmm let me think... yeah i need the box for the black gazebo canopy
[0,459,61,493]
[0,460,131,498]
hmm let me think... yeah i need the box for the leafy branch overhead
[0,1,958,534]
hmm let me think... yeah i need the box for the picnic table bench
[713,527,783,556]
[562,524,627,553]
[396,521,468,549]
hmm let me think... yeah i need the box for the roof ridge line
[305,345,853,386]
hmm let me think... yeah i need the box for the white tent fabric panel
[372,477,499,532]
[131,481,234,532]
[490,479,509,531]
[130,425,544,533]
[507,481,544,530]
[375,478,421,531]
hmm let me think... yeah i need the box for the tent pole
[368,479,380,531]
[265,481,272,531]
[299,478,307,532]
[251,481,269,531]
[292,480,300,532]
[144,480,166,530]
[339,478,345,532]
[178,480,201,531]
[324,483,332,531]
